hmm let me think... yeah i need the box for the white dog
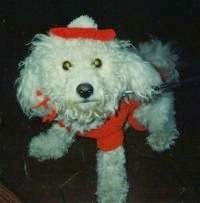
[16,15,179,203]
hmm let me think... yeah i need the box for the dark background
[0,0,200,202]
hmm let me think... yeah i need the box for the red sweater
[78,100,147,151]
[33,91,147,152]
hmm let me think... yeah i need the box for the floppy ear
[124,51,163,100]
[16,34,51,117]
[16,57,41,117]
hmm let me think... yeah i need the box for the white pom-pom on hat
[67,15,98,28]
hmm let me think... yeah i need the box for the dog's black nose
[76,83,94,99]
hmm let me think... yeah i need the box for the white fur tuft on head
[67,15,98,28]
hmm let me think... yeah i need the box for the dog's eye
[92,58,102,68]
[62,61,73,71]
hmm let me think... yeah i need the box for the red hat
[49,15,116,41]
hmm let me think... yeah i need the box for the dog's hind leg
[28,123,75,161]
[96,146,128,203]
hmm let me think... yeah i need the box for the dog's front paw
[146,130,178,152]
[28,134,67,161]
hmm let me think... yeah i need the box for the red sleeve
[128,114,148,132]
[127,100,148,132]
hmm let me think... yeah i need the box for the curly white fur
[28,123,75,161]
[16,15,179,203]
[138,39,179,83]
[97,146,128,203]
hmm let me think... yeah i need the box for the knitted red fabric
[78,100,147,151]
[49,28,116,41]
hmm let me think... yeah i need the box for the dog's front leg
[28,123,75,161]
[96,146,128,203]
[135,92,179,152]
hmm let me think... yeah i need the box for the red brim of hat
[49,27,116,41]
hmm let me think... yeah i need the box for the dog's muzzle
[76,83,94,99]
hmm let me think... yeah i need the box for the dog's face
[17,34,162,125]
[20,35,131,123]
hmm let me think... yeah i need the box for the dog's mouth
[71,99,100,110]
[78,99,98,104]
